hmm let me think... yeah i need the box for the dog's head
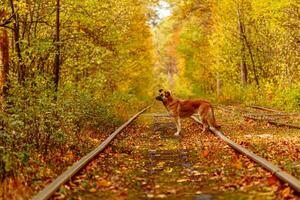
[155,89,171,102]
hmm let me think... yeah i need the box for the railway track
[32,104,300,199]
[33,105,152,200]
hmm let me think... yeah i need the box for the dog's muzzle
[156,95,163,101]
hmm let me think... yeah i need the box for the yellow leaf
[281,187,291,198]
[233,159,242,169]
[97,179,112,187]
[157,161,165,167]
[157,194,167,198]
[176,178,189,183]
[165,167,173,173]
[89,188,97,193]
[247,163,254,169]
[147,194,154,198]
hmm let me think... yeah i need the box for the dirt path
[52,104,299,199]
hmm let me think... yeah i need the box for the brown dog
[156,89,220,136]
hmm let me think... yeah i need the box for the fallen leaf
[55,194,65,200]
[64,185,70,190]
[135,177,145,181]
[120,191,128,197]
[233,159,242,169]
[157,194,167,198]
[267,174,278,186]
[69,181,77,188]
[147,194,154,198]
[167,189,176,194]
[157,161,165,167]
[281,187,291,198]
[202,150,209,158]
[97,179,112,187]
[164,167,173,173]
[89,188,97,193]
[176,178,189,183]
[247,162,254,169]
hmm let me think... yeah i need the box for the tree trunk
[240,49,247,86]
[167,58,177,91]
[53,0,60,92]
[217,79,223,97]
[237,3,259,87]
[0,28,10,98]
[244,37,259,87]
[10,0,25,84]
[237,4,248,86]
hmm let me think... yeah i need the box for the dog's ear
[165,91,171,97]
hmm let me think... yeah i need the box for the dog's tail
[208,107,221,129]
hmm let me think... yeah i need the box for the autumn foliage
[0,0,299,199]
[156,0,299,109]
[0,0,156,197]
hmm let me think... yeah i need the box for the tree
[53,0,60,92]
[0,27,9,98]
[9,0,25,84]
[237,2,248,86]
[157,0,299,106]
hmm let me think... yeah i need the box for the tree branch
[0,12,16,27]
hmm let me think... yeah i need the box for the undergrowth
[0,74,148,186]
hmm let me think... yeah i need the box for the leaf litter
[53,104,299,199]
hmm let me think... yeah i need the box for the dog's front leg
[197,114,207,133]
[201,124,207,133]
[174,117,181,136]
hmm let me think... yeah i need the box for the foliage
[156,0,299,110]
[0,0,299,198]
[0,74,119,179]
[0,0,157,190]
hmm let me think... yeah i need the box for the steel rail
[251,105,284,113]
[32,104,153,200]
[250,105,300,116]
[191,116,300,193]
[141,113,171,117]
[244,115,300,130]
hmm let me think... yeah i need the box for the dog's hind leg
[195,115,205,133]
[174,117,181,136]
[198,109,208,133]
[201,121,208,133]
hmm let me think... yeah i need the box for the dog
[156,89,220,136]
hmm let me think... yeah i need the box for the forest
[0,0,299,199]
[155,0,299,109]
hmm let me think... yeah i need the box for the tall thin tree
[0,28,10,98]
[10,0,25,84]
[53,0,60,92]
[237,3,248,86]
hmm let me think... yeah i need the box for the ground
[50,103,300,200]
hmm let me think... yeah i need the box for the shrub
[0,74,120,179]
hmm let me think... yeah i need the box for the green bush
[271,83,300,111]
[0,74,120,179]
[217,80,300,111]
